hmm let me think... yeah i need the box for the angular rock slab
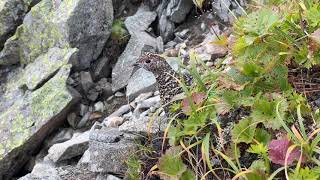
[0,0,39,48]
[23,47,78,90]
[89,125,139,174]
[19,163,61,180]
[119,115,166,135]
[126,68,157,101]
[0,63,79,178]
[0,0,113,70]
[167,0,193,23]
[46,131,90,163]
[112,5,161,92]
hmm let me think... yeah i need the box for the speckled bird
[135,52,192,114]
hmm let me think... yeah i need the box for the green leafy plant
[156,146,195,180]
[138,0,320,179]
[111,19,129,44]
[126,155,142,180]
[232,118,257,144]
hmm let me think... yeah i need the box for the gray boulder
[0,0,40,48]
[23,47,78,90]
[157,0,194,42]
[157,1,175,43]
[167,0,193,23]
[44,128,74,149]
[0,55,80,178]
[46,131,90,164]
[159,14,175,43]
[126,68,157,101]
[89,125,139,174]
[124,6,157,36]
[19,163,61,180]
[112,5,161,92]
[0,0,113,70]
[119,115,166,135]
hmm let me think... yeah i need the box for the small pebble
[206,61,214,67]
[94,101,105,112]
[201,23,206,31]
[104,116,124,127]
[115,92,124,97]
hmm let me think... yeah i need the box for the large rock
[0,49,80,178]
[124,6,157,36]
[124,56,179,101]
[89,125,139,174]
[23,47,78,90]
[0,0,113,70]
[119,115,166,135]
[167,0,193,23]
[157,0,193,42]
[158,13,175,43]
[20,163,98,180]
[126,68,157,101]
[0,0,40,48]
[112,5,161,92]
[19,163,61,180]
[46,131,90,164]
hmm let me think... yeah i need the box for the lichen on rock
[0,0,113,70]
[0,61,79,178]
[0,0,39,48]
[22,47,78,90]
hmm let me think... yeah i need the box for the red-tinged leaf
[310,29,320,45]
[182,92,206,113]
[308,29,320,57]
[268,139,304,166]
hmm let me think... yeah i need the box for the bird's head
[134,52,171,73]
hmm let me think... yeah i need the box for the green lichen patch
[31,64,73,123]
[22,47,78,90]
[0,64,73,159]
[16,0,68,64]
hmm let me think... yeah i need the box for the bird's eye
[146,59,151,63]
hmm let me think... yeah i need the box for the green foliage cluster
[111,19,129,44]
[143,0,320,179]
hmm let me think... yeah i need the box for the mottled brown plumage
[135,52,191,114]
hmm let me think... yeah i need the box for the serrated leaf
[248,143,268,155]
[232,118,256,144]
[126,155,142,180]
[251,96,288,130]
[235,8,279,37]
[249,160,266,172]
[181,169,196,180]
[158,146,186,179]
[241,63,263,78]
[182,92,206,114]
[168,126,179,146]
[246,160,266,180]
[289,167,320,180]
[255,128,272,145]
[306,4,320,27]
